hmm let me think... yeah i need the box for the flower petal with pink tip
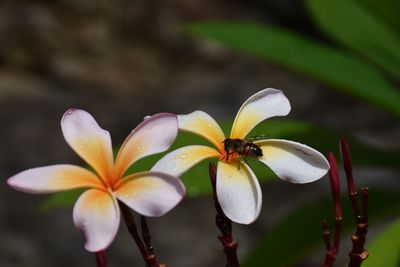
[61,109,114,185]
[115,172,185,217]
[178,111,226,151]
[73,189,120,252]
[7,165,104,193]
[151,145,220,176]
[230,88,291,139]
[216,161,262,224]
[255,139,330,183]
[114,113,178,179]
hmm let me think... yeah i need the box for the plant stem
[321,153,343,267]
[119,201,166,267]
[340,137,369,267]
[209,162,240,267]
[95,250,107,267]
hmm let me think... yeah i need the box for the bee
[222,138,263,161]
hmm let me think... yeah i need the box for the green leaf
[363,217,400,267]
[186,21,400,117]
[243,189,400,267]
[306,0,400,80]
[39,188,84,212]
[357,0,400,31]
[40,119,400,211]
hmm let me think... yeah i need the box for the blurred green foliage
[243,189,400,267]
[186,2,400,117]
[363,217,400,267]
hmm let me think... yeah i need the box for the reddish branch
[340,138,369,267]
[209,162,240,267]
[322,153,343,267]
[95,250,107,267]
[321,138,369,267]
[119,201,166,267]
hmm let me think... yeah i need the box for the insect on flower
[152,88,330,224]
[222,138,263,161]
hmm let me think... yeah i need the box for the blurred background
[1,0,399,266]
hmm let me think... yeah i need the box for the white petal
[115,113,178,179]
[178,111,226,150]
[151,145,220,176]
[255,139,330,183]
[216,161,262,224]
[115,172,185,217]
[73,189,120,252]
[230,88,291,139]
[61,109,114,185]
[7,165,103,193]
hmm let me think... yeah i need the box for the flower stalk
[209,162,240,267]
[95,250,107,267]
[119,201,166,267]
[321,138,369,267]
[322,153,343,267]
[340,138,369,267]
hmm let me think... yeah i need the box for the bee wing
[245,134,271,142]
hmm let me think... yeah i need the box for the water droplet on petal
[179,154,187,159]
[143,115,151,120]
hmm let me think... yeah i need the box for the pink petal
[255,139,330,183]
[73,189,120,252]
[115,172,185,217]
[230,88,291,139]
[178,111,226,151]
[217,161,262,224]
[61,109,114,186]
[151,145,220,176]
[115,113,178,179]
[7,165,104,193]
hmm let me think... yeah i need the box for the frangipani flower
[8,109,185,252]
[152,88,330,224]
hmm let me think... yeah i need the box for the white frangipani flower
[8,109,185,252]
[152,88,330,224]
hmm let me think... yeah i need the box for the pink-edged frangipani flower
[8,109,185,252]
[152,88,329,224]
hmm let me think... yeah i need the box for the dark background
[1,1,399,266]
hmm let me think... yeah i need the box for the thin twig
[321,153,343,267]
[95,250,107,267]
[141,216,154,254]
[209,162,240,267]
[339,137,369,267]
[119,201,165,267]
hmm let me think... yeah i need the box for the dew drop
[143,115,151,120]
[179,154,187,159]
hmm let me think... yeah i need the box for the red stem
[209,162,240,267]
[321,153,343,267]
[95,250,107,267]
[339,137,369,267]
[119,201,166,267]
